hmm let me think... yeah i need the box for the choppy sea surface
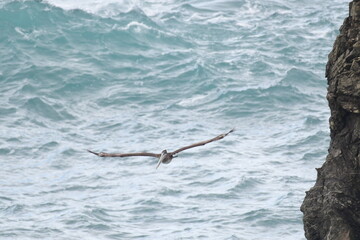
[0,0,348,239]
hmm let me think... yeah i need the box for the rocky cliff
[301,1,360,239]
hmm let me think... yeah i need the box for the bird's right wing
[87,150,160,158]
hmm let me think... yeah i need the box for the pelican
[87,128,234,169]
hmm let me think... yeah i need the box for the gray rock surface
[301,1,360,239]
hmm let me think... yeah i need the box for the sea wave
[0,0,347,239]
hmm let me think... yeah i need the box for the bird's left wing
[170,128,234,155]
[87,150,160,158]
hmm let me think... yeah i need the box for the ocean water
[0,0,348,239]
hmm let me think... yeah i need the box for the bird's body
[159,150,174,164]
[88,128,234,169]
[156,150,175,169]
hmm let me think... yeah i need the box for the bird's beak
[156,153,166,169]
[156,159,162,169]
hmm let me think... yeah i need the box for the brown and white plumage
[87,128,234,169]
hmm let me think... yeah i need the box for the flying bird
[87,128,234,169]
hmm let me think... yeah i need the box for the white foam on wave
[178,94,209,107]
[14,27,45,40]
[45,0,135,16]
[45,0,176,18]
[123,21,152,32]
[305,27,332,40]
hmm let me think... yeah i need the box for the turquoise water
[0,0,348,239]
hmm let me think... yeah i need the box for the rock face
[301,1,360,239]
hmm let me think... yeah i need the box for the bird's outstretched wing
[87,150,160,158]
[170,128,234,155]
